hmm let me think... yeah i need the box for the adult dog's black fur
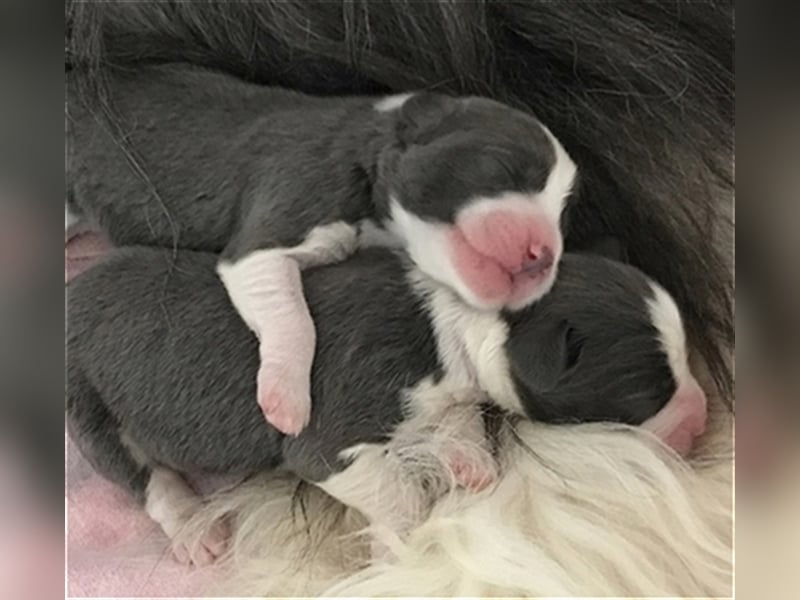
[65,1,734,401]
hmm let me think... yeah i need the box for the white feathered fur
[178,394,733,597]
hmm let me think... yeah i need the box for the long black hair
[65,1,734,401]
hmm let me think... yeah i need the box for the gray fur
[504,257,674,426]
[67,247,440,489]
[67,65,388,252]
[67,247,675,502]
[66,64,558,258]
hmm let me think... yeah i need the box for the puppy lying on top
[67,63,577,438]
[66,240,707,566]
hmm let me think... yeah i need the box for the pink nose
[458,211,558,272]
[519,245,555,277]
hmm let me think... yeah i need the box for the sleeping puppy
[66,247,706,565]
[66,63,577,436]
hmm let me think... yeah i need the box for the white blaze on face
[647,283,691,385]
[387,199,479,302]
[643,283,709,455]
[539,125,578,219]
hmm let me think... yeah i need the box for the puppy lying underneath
[66,246,707,565]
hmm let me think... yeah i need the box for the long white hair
[181,408,733,597]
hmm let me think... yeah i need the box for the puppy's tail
[66,1,734,401]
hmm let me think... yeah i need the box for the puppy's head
[378,93,577,311]
[503,252,708,454]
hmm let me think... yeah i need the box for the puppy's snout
[642,375,708,456]
[459,210,559,273]
[520,245,554,277]
[446,204,562,310]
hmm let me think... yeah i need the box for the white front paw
[303,221,359,263]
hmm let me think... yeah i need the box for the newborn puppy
[66,63,577,435]
[66,247,706,564]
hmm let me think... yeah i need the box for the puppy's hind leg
[409,385,499,492]
[66,368,151,503]
[314,443,435,559]
[437,401,499,492]
[144,468,229,567]
[66,370,227,566]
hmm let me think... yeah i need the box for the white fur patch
[145,467,229,566]
[145,467,201,539]
[387,198,487,308]
[218,220,358,274]
[317,440,435,537]
[326,422,732,597]
[357,218,403,249]
[539,125,578,219]
[374,93,415,112]
[187,420,732,597]
[409,273,524,415]
[280,220,361,269]
[647,282,691,385]
[216,221,361,435]
[216,250,300,335]
[217,221,360,334]
[318,381,495,539]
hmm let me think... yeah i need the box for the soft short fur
[66,64,575,312]
[67,246,702,564]
[64,2,734,594]
[65,62,578,436]
[67,247,686,489]
[65,0,734,402]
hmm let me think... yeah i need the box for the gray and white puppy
[66,246,706,565]
[66,63,577,436]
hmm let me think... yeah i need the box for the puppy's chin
[420,256,558,313]
[443,237,561,311]
[501,266,559,311]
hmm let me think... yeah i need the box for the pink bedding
[66,436,224,598]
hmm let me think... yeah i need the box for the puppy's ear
[395,93,460,147]
[583,235,629,263]
[507,317,571,393]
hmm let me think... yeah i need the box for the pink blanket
[66,436,224,598]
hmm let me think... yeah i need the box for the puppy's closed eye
[564,326,583,371]
[508,318,575,393]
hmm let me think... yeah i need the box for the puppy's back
[67,247,283,473]
[67,245,443,480]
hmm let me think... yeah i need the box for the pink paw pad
[448,449,498,492]
[257,365,311,436]
[172,521,229,567]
